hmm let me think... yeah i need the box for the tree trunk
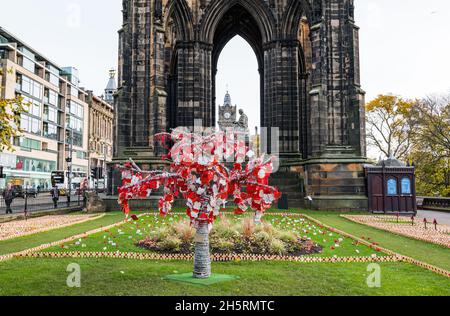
[193,220,211,279]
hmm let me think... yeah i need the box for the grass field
[0,209,448,296]
[0,258,449,296]
[301,211,450,271]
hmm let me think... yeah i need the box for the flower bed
[0,214,104,242]
[42,213,386,259]
[342,215,450,248]
[137,217,322,256]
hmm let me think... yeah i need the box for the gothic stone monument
[111,0,368,211]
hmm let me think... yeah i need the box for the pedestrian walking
[51,186,60,209]
[2,184,14,214]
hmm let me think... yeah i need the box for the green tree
[0,68,28,152]
[366,95,415,160]
[410,95,450,196]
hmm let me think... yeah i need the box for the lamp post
[100,139,108,193]
[66,128,74,206]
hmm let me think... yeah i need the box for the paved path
[417,210,450,226]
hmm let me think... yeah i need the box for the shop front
[0,153,55,190]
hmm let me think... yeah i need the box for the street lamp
[100,139,109,192]
[66,128,74,206]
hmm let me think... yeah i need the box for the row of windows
[16,156,56,173]
[387,178,412,196]
[14,137,41,151]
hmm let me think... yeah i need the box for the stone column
[262,40,302,158]
[175,42,213,129]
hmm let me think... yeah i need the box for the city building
[0,27,113,191]
[87,83,114,189]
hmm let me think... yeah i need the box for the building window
[18,74,42,100]
[44,105,58,123]
[387,179,398,196]
[21,56,35,73]
[45,89,59,107]
[22,96,42,118]
[16,156,56,173]
[43,122,58,140]
[68,100,84,118]
[20,114,41,136]
[76,151,88,160]
[401,178,412,195]
[69,85,79,98]
[15,137,41,151]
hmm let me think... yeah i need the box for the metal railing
[419,197,450,210]
[0,190,86,216]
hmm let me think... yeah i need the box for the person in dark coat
[51,185,60,209]
[2,184,14,214]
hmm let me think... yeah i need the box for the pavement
[416,209,450,226]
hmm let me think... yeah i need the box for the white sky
[1,0,450,134]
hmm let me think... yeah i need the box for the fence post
[24,186,28,220]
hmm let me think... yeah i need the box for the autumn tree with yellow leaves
[366,95,415,160]
[0,68,28,152]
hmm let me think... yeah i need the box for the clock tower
[218,91,237,131]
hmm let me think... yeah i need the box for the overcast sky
[1,0,450,133]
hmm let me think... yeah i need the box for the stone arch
[281,0,313,40]
[199,0,276,44]
[163,0,194,42]
[210,3,266,128]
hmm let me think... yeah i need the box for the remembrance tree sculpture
[117,128,281,278]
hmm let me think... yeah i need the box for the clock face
[224,112,231,119]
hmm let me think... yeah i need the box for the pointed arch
[199,0,276,44]
[164,0,194,41]
[281,0,313,40]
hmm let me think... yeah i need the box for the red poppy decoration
[117,129,281,226]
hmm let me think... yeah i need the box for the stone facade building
[87,88,114,189]
[112,0,368,210]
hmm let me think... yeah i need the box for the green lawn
[0,258,448,296]
[0,212,127,256]
[0,209,448,296]
[301,211,450,271]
